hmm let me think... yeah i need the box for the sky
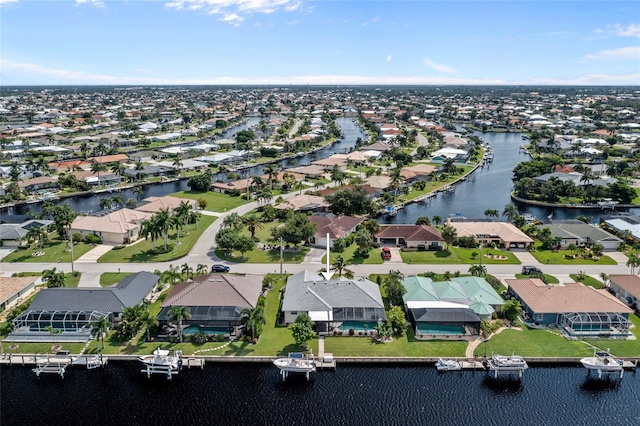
[1,0,639,86]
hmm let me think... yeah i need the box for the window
[536,313,544,321]
[290,312,297,316]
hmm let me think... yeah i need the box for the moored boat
[485,354,528,379]
[436,358,462,372]
[273,352,316,381]
[138,348,182,379]
[580,350,624,379]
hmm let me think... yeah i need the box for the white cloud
[593,23,640,39]
[584,46,640,60]
[75,0,105,9]
[362,17,380,26]
[165,0,301,24]
[0,0,19,5]
[422,58,457,73]
[287,19,299,25]
[3,59,638,86]
[386,55,392,62]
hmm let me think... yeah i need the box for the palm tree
[43,267,66,288]
[89,316,112,350]
[133,185,144,202]
[155,208,172,250]
[171,213,185,246]
[502,203,520,224]
[222,212,242,230]
[468,264,487,277]
[138,310,156,343]
[484,209,499,219]
[141,216,160,250]
[441,225,457,250]
[432,216,442,226]
[181,262,193,280]
[90,160,107,186]
[168,306,192,343]
[331,254,353,277]
[243,214,263,239]
[100,197,112,210]
[134,161,146,182]
[79,141,90,159]
[171,155,183,175]
[240,306,267,341]
[175,200,192,232]
[111,162,125,181]
[25,226,47,249]
[196,264,208,276]
[162,264,182,286]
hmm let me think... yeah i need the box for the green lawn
[322,330,467,357]
[475,314,640,358]
[97,215,215,262]
[530,249,617,265]
[400,247,518,264]
[215,220,309,264]
[322,243,384,265]
[2,239,95,263]
[569,274,604,289]
[170,190,249,213]
[64,273,82,288]
[100,272,134,287]
[450,247,521,264]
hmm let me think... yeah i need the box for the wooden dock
[461,360,485,370]
[316,353,336,370]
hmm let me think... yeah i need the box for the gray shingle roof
[282,270,384,312]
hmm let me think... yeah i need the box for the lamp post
[479,242,483,269]
[279,236,284,277]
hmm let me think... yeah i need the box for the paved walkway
[465,326,520,358]
[510,250,541,265]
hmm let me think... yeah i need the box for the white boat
[139,348,182,378]
[436,358,461,372]
[580,350,624,379]
[486,354,528,379]
[273,353,316,380]
[39,192,59,201]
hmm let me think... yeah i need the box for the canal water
[2,362,639,425]
[5,120,637,223]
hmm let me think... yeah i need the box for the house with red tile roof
[505,278,632,338]
[375,225,443,249]
[309,214,364,248]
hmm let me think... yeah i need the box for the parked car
[211,264,230,273]
[381,247,392,260]
[522,265,542,275]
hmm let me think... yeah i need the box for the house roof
[0,276,39,305]
[274,194,329,211]
[536,222,621,244]
[71,209,151,234]
[309,214,364,239]
[135,196,196,214]
[24,272,158,314]
[403,276,504,313]
[87,154,128,163]
[375,225,443,242]
[448,221,534,244]
[400,164,437,179]
[0,220,53,241]
[162,273,262,309]
[282,270,385,313]
[609,275,640,299]
[505,278,632,314]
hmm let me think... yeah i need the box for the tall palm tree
[502,203,520,224]
[25,226,47,249]
[90,160,107,186]
[168,306,192,343]
[79,141,90,159]
[134,161,146,182]
[89,316,112,350]
[484,209,499,219]
[240,306,267,341]
[243,214,263,239]
[111,162,126,182]
[141,216,160,250]
[175,200,192,231]
[222,212,242,230]
[155,208,172,250]
[133,185,144,202]
[441,225,457,250]
[171,213,185,246]
[331,254,353,278]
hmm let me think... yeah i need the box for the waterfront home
[9,272,159,342]
[608,275,640,311]
[211,178,251,194]
[364,176,392,192]
[71,170,123,187]
[535,221,622,250]
[156,158,209,173]
[602,215,640,243]
[70,208,152,244]
[430,147,468,162]
[18,176,59,193]
[358,141,393,152]
[308,213,364,248]
[446,221,534,249]
[505,278,632,338]
[288,164,327,179]
[374,225,443,250]
[311,157,348,171]
[123,165,174,180]
[0,219,53,247]
[87,154,129,165]
[402,276,504,338]
[281,270,386,334]
[400,164,437,183]
[157,273,263,334]
[134,196,197,214]
[274,194,329,212]
[0,276,40,311]
[47,159,91,173]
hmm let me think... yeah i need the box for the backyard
[171,190,249,213]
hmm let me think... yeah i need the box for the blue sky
[1,0,639,85]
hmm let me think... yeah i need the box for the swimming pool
[182,325,230,335]
[338,321,377,332]
[416,324,465,335]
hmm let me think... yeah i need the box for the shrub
[348,328,355,336]
[72,233,85,243]
[191,330,208,345]
[85,234,102,244]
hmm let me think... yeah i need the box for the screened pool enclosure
[13,309,109,332]
[560,312,631,337]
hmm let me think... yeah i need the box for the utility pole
[279,236,283,277]
[69,227,75,274]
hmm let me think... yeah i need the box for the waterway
[2,362,639,425]
[380,130,640,224]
